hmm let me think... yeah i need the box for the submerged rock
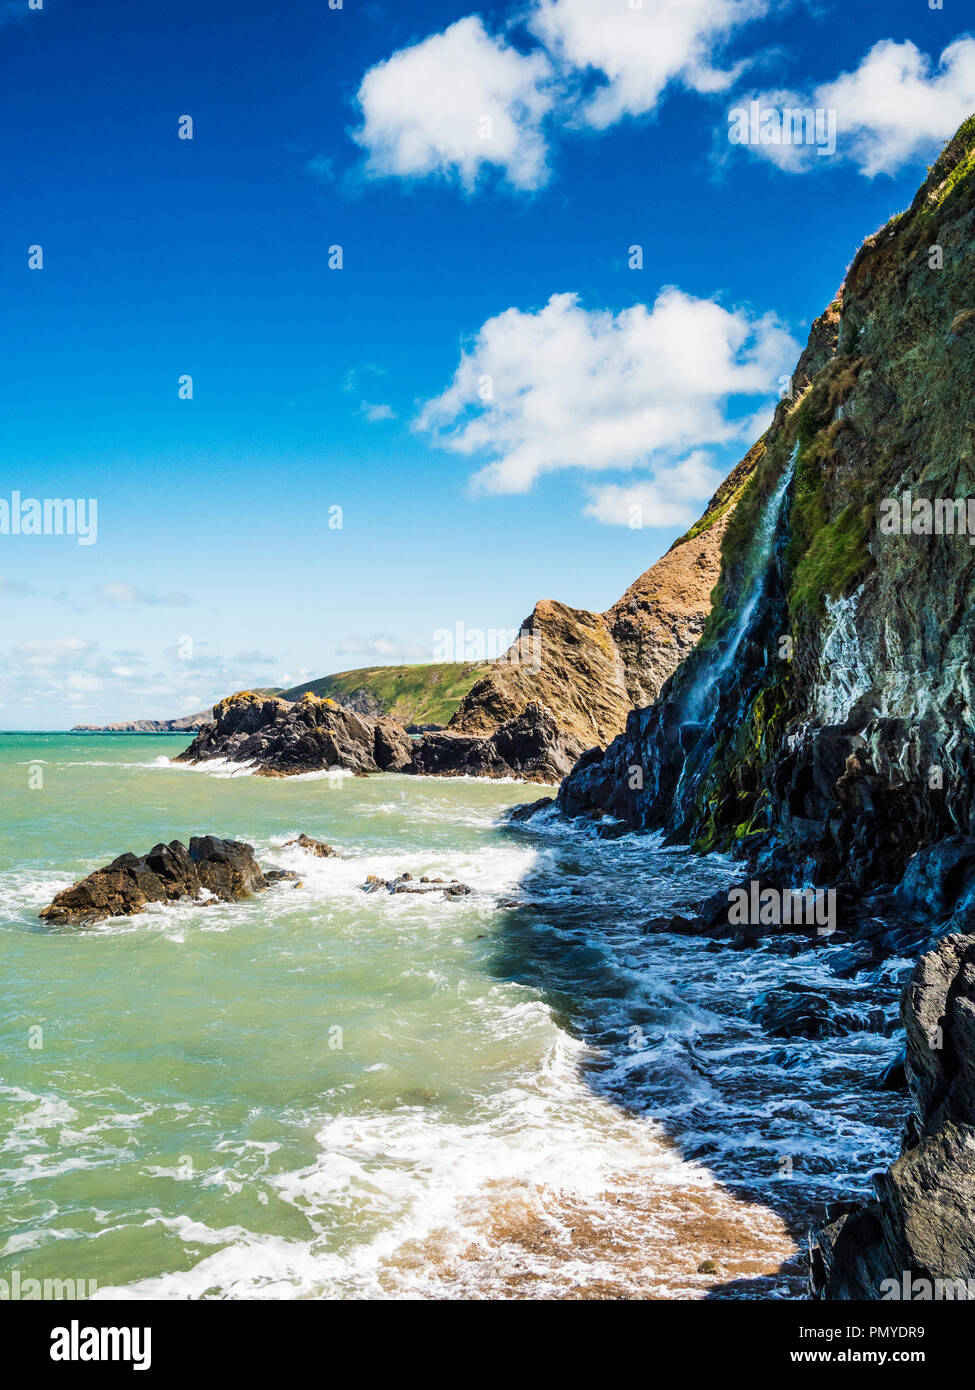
[361,873,473,899]
[39,836,268,926]
[749,983,885,1040]
[506,796,555,822]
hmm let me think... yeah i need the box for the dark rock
[749,983,885,1040]
[642,914,703,936]
[176,691,412,776]
[879,1048,907,1091]
[265,869,302,888]
[410,703,586,783]
[374,716,414,772]
[39,836,267,926]
[506,797,555,822]
[362,874,473,898]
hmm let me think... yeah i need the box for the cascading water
[669,443,798,822]
[684,443,798,726]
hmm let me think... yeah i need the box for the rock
[175,691,412,776]
[749,983,885,1040]
[894,836,975,933]
[642,914,703,936]
[283,834,336,858]
[39,836,267,926]
[878,1048,907,1091]
[374,716,414,772]
[410,703,586,783]
[811,935,975,1298]
[361,873,473,898]
[265,869,302,888]
[506,797,555,822]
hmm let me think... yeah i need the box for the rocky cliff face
[559,117,975,901]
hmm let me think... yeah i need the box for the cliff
[559,115,975,899]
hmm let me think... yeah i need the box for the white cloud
[418,289,798,495]
[530,0,766,128]
[733,39,975,176]
[335,633,434,662]
[353,16,556,192]
[584,452,725,527]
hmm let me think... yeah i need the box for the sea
[0,734,906,1299]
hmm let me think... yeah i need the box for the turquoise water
[0,735,900,1299]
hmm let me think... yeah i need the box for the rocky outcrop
[179,692,584,783]
[39,836,269,926]
[175,692,414,775]
[411,702,586,783]
[811,934,975,1299]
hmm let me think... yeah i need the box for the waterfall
[683,442,798,726]
[666,442,798,825]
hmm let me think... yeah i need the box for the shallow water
[0,735,904,1299]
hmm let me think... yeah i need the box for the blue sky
[1,0,972,728]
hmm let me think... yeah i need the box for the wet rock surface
[362,872,473,899]
[39,836,269,926]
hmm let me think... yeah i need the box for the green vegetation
[785,358,874,621]
[933,141,975,211]
[280,663,491,727]
[672,436,767,548]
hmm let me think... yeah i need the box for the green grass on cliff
[279,663,491,727]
